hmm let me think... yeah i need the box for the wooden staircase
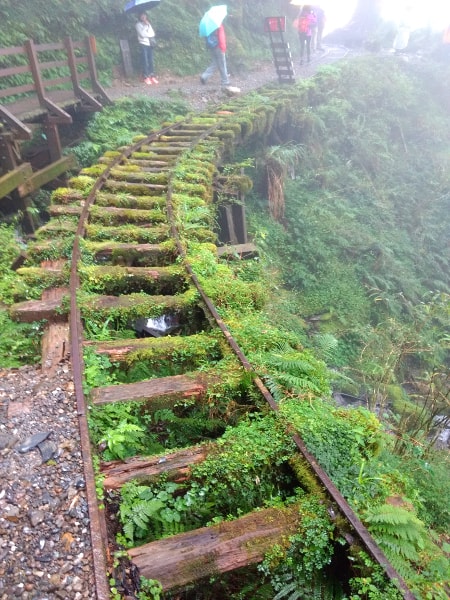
[264,16,296,84]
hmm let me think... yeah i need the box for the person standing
[312,5,326,51]
[295,5,317,65]
[136,12,158,85]
[200,23,230,88]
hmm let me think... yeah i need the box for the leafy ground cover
[1,55,449,598]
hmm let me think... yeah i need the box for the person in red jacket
[296,5,317,65]
[200,24,230,87]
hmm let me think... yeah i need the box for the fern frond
[364,503,428,564]
[273,582,302,600]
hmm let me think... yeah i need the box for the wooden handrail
[0,36,109,108]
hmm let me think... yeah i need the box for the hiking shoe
[151,77,159,84]
[223,85,241,96]
[200,76,206,84]
[144,77,152,85]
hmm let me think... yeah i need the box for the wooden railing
[0,36,111,214]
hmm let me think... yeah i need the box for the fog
[318,0,450,35]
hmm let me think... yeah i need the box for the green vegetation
[72,97,189,168]
[0,224,42,367]
[0,0,287,81]
[2,51,449,599]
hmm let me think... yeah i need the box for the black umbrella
[124,0,161,14]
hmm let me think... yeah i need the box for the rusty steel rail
[68,118,229,599]
[63,117,416,599]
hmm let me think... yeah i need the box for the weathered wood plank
[0,163,33,199]
[84,332,219,364]
[217,243,258,258]
[17,155,77,197]
[41,322,70,374]
[90,242,175,266]
[89,205,166,225]
[128,505,300,590]
[9,287,69,322]
[84,291,193,317]
[79,265,185,294]
[11,290,192,323]
[101,444,211,489]
[41,284,70,374]
[49,205,82,216]
[91,373,206,406]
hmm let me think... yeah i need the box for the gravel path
[105,47,343,110]
[0,44,350,600]
[0,364,94,600]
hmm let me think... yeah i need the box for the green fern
[273,581,303,600]
[271,570,340,600]
[259,342,331,400]
[100,420,145,461]
[313,333,339,362]
[364,503,428,568]
[120,496,165,544]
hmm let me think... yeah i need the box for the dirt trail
[105,45,350,110]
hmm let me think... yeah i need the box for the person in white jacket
[136,12,158,85]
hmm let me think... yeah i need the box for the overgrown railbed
[3,57,450,599]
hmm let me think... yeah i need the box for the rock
[37,439,58,463]
[0,434,18,451]
[16,431,52,453]
[28,510,45,527]
[4,505,20,522]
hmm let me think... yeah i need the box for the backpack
[298,16,309,34]
[206,30,218,49]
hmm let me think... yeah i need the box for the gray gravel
[0,364,95,600]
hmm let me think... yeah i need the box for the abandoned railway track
[9,90,416,599]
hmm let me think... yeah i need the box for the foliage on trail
[72,97,188,167]
[0,225,42,367]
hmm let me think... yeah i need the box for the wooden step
[129,153,177,164]
[103,180,167,196]
[84,223,170,244]
[109,169,169,185]
[128,504,300,590]
[11,289,193,324]
[88,241,176,266]
[159,136,197,143]
[81,290,196,323]
[124,159,173,169]
[89,205,166,225]
[79,265,186,295]
[217,243,258,258]
[101,444,211,489]
[85,332,221,364]
[16,265,67,288]
[138,146,186,155]
[94,191,166,210]
[10,287,69,323]
[49,205,82,217]
[91,373,207,406]
[35,219,77,238]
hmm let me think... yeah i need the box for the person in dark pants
[295,5,317,65]
[135,12,158,85]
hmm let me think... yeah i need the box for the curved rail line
[11,89,415,599]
